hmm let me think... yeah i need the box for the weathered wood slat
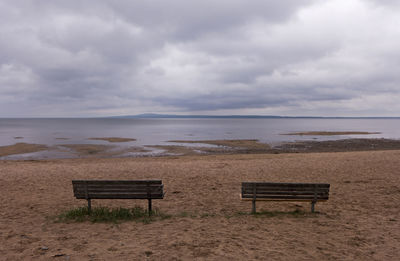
[74,189,162,194]
[74,195,164,199]
[73,180,162,183]
[74,189,163,194]
[74,186,163,191]
[79,185,162,189]
[74,190,163,194]
[74,189,163,192]
[241,186,330,190]
[241,195,329,200]
[74,187,163,192]
[74,194,164,198]
[240,197,329,202]
[242,182,330,188]
[73,184,162,188]
[242,190,329,196]
[242,182,329,186]
[242,187,329,193]
[72,181,161,186]
[74,194,164,199]
[73,180,162,185]
[78,182,163,186]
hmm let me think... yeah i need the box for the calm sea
[0,118,399,159]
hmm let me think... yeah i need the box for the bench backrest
[72,180,164,199]
[241,182,330,201]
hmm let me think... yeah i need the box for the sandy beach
[0,149,399,260]
[2,0,400,259]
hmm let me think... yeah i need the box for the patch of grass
[57,206,171,223]
[236,209,312,218]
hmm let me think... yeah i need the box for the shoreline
[2,138,400,160]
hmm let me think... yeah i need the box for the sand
[0,150,399,260]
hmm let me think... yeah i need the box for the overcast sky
[1,0,400,117]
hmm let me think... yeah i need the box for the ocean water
[0,118,399,159]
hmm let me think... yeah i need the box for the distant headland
[108,113,400,119]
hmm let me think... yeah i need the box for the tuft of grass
[58,206,171,223]
[200,213,216,218]
[176,211,198,218]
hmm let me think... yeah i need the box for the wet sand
[281,131,381,136]
[59,144,150,158]
[88,137,137,143]
[0,150,399,260]
[168,139,271,150]
[0,143,48,157]
[3,138,400,159]
[159,138,400,156]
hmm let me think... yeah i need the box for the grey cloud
[0,0,400,117]
[148,81,354,112]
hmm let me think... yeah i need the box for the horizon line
[1,113,399,119]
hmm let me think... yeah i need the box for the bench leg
[311,201,315,213]
[87,199,92,215]
[252,200,256,214]
[148,199,152,216]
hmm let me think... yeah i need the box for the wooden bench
[241,182,330,213]
[72,180,164,215]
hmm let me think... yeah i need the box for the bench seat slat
[242,188,329,193]
[242,182,330,189]
[73,180,162,185]
[74,191,164,196]
[74,194,164,199]
[74,186,163,189]
[241,195,329,200]
[242,190,329,196]
[76,184,163,187]
[242,182,330,187]
[75,192,164,198]
[74,192,164,196]
[74,186,163,191]
[241,197,329,202]
[74,190,163,194]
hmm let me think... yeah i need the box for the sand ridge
[0,150,399,260]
